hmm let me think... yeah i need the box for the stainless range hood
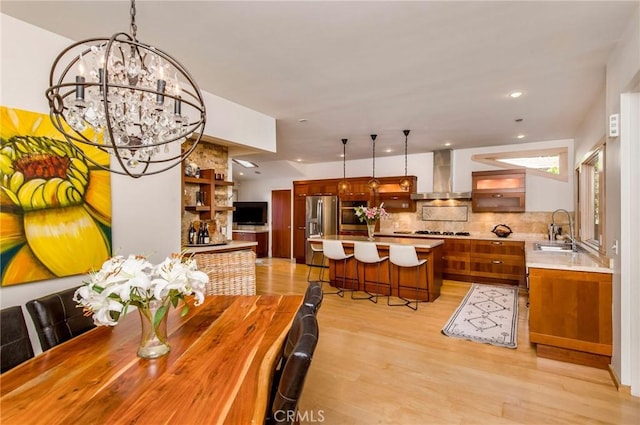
[410,150,471,200]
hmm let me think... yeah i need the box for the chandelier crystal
[367,134,380,191]
[338,138,351,195]
[45,0,206,178]
[399,129,412,191]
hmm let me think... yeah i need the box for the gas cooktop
[407,230,471,237]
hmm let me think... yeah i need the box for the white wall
[602,5,640,395]
[0,14,275,352]
[574,86,606,166]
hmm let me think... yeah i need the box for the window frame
[576,142,605,253]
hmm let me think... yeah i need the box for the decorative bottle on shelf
[188,222,196,244]
[197,224,204,244]
[203,223,210,244]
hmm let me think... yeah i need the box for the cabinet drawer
[470,239,524,256]
[469,256,525,281]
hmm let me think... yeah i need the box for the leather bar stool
[321,240,354,297]
[306,243,328,283]
[388,244,429,310]
[353,242,389,303]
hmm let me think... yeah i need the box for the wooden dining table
[0,294,303,425]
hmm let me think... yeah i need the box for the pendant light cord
[342,138,348,180]
[403,129,410,177]
[371,134,377,178]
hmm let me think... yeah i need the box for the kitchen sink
[533,242,575,252]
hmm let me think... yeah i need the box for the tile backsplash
[379,200,572,236]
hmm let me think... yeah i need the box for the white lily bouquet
[74,253,208,327]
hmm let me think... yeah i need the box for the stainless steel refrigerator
[305,195,338,265]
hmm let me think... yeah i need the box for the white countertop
[377,231,612,273]
[309,235,444,249]
[183,240,257,254]
[525,241,612,274]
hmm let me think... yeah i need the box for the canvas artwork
[0,106,112,286]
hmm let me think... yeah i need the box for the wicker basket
[195,250,256,295]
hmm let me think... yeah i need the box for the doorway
[271,189,292,258]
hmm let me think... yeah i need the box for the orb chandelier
[45,0,206,178]
[367,134,380,191]
[399,129,412,191]
[338,138,351,195]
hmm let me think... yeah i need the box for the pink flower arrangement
[354,203,389,224]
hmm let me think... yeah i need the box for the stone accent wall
[181,141,231,244]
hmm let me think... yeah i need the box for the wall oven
[339,200,368,232]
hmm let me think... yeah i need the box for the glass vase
[137,299,171,359]
[367,222,376,241]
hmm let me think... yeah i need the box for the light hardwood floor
[256,258,640,425]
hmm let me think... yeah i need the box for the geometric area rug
[441,283,519,349]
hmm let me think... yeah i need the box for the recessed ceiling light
[296,158,302,162]
[510,91,523,98]
[444,142,452,147]
[232,158,259,168]
[339,154,344,158]
[298,118,308,123]
[239,172,244,176]
[517,134,526,139]
[384,149,392,153]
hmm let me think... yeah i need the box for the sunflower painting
[0,106,112,286]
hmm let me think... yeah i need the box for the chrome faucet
[551,208,576,251]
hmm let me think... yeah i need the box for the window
[577,145,605,251]
[471,147,568,181]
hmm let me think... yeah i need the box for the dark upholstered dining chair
[26,286,95,351]
[302,281,323,314]
[268,307,319,424]
[1,306,34,373]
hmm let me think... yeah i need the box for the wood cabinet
[442,238,471,280]
[373,176,418,212]
[293,190,307,263]
[528,268,612,369]
[182,168,233,220]
[393,235,526,287]
[308,179,339,196]
[338,177,371,201]
[469,239,525,286]
[232,231,268,258]
[472,169,525,212]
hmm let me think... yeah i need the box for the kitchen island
[309,235,443,302]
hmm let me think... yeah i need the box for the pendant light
[367,134,380,191]
[399,130,412,191]
[45,0,206,178]
[338,138,351,195]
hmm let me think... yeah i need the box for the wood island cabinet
[472,169,525,212]
[528,267,612,369]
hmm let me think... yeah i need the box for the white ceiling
[2,1,637,171]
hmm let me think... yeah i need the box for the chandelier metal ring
[45,1,206,178]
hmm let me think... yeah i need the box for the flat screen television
[233,201,268,225]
